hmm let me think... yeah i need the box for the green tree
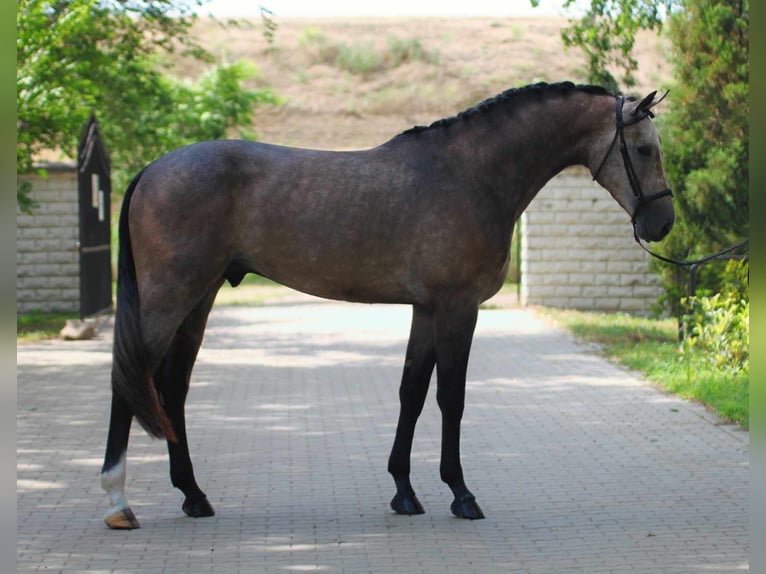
[656,0,749,311]
[17,0,278,209]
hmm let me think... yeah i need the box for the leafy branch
[532,0,680,92]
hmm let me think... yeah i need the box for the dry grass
[178,16,672,150]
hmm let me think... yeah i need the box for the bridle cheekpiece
[592,93,673,227]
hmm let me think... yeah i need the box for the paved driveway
[17,296,749,573]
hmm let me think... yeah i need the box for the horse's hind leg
[433,305,484,520]
[153,281,222,518]
[388,305,436,515]
[101,395,139,529]
[100,282,221,528]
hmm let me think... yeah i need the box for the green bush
[680,292,749,375]
[17,0,280,207]
[679,261,749,412]
[107,60,280,193]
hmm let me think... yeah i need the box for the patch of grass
[297,26,325,47]
[540,308,749,429]
[301,31,438,77]
[334,41,382,75]
[17,311,77,343]
[386,37,440,66]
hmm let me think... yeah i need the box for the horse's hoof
[182,496,215,518]
[450,494,485,520]
[390,492,425,515]
[104,507,140,529]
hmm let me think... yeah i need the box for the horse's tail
[111,168,177,442]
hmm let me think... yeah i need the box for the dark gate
[77,114,112,318]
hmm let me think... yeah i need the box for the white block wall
[520,166,663,315]
[17,164,80,314]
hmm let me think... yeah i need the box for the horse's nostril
[659,221,672,239]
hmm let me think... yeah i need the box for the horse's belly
[239,238,420,305]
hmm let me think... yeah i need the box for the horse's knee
[436,386,465,420]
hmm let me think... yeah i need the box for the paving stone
[17,296,749,573]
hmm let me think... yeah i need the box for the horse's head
[591,91,675,242]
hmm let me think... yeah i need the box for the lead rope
[634,233,749,269]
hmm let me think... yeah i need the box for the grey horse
[101,81,674,529]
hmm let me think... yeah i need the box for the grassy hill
[183,16,672,150]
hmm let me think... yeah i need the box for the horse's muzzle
[632,188,674,242]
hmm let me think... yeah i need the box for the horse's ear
[633,91,657,116]
[633,89,669,117]
[652,89,670,107]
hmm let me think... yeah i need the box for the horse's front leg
[434,305,484,520]
[388,305,436,515]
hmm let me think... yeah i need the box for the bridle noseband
[592,94,673,226]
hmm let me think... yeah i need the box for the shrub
[680,291,749,376]
[386,37,440,67]
[301,30,438,77]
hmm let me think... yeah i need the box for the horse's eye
[637,145,653,157]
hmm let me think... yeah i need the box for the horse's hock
[521,166,663,315]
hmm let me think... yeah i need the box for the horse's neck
[454,93,612,218]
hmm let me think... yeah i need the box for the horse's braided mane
[399,81,612,137]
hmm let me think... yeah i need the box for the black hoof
[182,496,215,518]
[450,494,485,520]
[391,492,425,515]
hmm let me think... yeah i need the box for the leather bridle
[593,94,748,268]
[592,94,673,226]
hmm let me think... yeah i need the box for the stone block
[619,273,646,287]
[557,285,582,297]
[569,297,595,308]
[606,285,632,297]
[568,273,596,286]
[47,275,78,289]
[16,276,47,290]
[606,260,634,273]
[18,251,48,265]
[47,250,78,265]
[578,261,607,274]
[582,285,608,298]
[16,239,37,254]
[633,285,662,297]
[544,297,574,308]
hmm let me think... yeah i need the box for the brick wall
[17,164,80,314]
[520,166,663,315]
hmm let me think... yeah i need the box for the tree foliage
[536,0,749,313]
[532,0,680,92]
[17,0,278,208]
[653,0,749,311]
